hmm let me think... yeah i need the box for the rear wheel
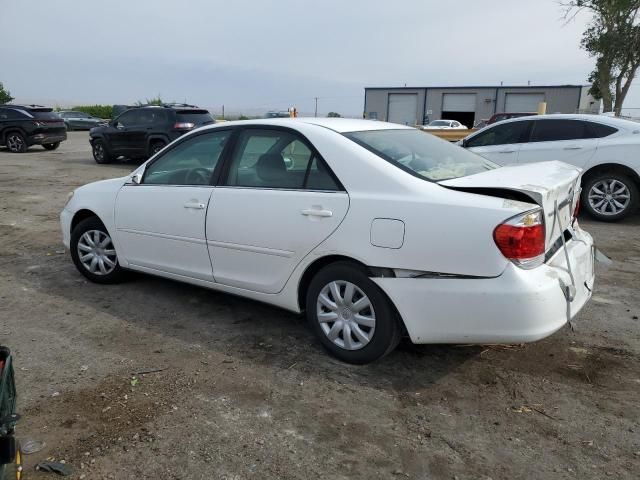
[306,262,401,364]
[92,140,113,164]
[65,122,73,132]
[70,217,124,284]
[582,172,638,221]
[5,133,26,153]
[43,142,60,151]
[149,140,166,157]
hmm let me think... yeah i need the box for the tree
[564,0,640,115]
[136,94,163,106]
[327,112,342,118]
[0,82,14,104]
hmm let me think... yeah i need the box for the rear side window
[0,108,27,120]
[176,110,214,126]
[225,129,340,190]
[32,109,61,121]
[588,122,618,138]
[530,120,593,142]
[466,121,531,147]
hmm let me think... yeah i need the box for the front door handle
[498,149,516,154]
[184,201,205,210]
[301,208,333,217]
[563,145,583,150]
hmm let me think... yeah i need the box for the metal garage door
[387,94,418,125]
[442,93,476,112]
[505,93,545,112]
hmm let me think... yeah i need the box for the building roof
[364,85,587,90]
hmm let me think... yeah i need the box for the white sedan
[461,114,640,221]
[61,118,595,364]
[423,120,468,130]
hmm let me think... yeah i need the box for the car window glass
[306,157,341,191]
[142,131,230,186]
[466,121,530,147]
[116,110,138,127]
[530,120,592,142]
[588,122,618,138]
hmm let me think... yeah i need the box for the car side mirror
[116,122,124,130]
[131,172,143,184]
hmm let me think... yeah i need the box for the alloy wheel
[77,230,117,275]
[93,143,104,161]
[588,179,631,216]
[316,280,376,351]
[7,134,24,152]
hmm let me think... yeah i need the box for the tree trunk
[614,63,639,116]
[598,66,614,113]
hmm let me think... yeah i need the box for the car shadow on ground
[20,257,482,396]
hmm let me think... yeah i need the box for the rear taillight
[174,122,195,130]
[493,209,545,269]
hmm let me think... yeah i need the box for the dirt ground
[1,132,639,480]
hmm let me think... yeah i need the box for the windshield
[176,110,214,126]
[429,120,450,126]
[344,129,498,181]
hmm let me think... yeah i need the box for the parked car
[487,112,536,125]
[0,104,67,152]
[57,111,105,131]
[460,114,640,221]
[61,118,594,364]
[423,120,468,129]
[89,104,214,163]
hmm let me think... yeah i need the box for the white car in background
[461,114,640,221]
[423,120,468,130]
[61,118,594,364]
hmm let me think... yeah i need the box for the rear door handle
[184,201,205,210]
[498,149,516,154]
[563,145,582,150]
[301,208,333,217]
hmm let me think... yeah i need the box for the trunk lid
[439,161,581,249]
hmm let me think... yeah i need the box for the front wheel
[306,262,401,364]
[43,142,60,151]
[92,140,113,164]
[70,217,124,284]
[582,173,638,222]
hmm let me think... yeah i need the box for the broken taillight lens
[493,209,545,269]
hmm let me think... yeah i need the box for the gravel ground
[1,132,639,480]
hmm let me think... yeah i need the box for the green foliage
[136,94,163,106]
[564,0,640,114]
[327,112,342,118]
[0,82,14,104]
[70,105,114,119]
[238,115,250,120]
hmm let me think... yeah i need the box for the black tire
[5,132,26,153]
[582,172,639,222]
[0,443,21,480]
[149,140,166,157]
[65,122,73,132]
[70,217,124,284]
[306,262,401,364]
[43,142,60,151]
[92,139,113,164]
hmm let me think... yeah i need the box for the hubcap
[316,280,376,351]
[7,135,24,152]
[588,179,631,215]
[94,143,104,161]
[77,230,117,275]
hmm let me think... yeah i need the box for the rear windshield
[344,129,498,181]
[32,109,62,120]
[176,110,214,125]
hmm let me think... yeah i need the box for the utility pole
[222,104,225,120]
[314,97,318,117]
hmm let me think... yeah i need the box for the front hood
[440,161,582,248]
[76,176,128,195]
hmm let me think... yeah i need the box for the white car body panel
[61,118,596,345]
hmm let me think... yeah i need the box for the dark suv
[89,104,214,163]
[0,105,67,153]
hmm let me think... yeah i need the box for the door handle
[184,201,205,210]
[301,208,333,217]
[563,145,582,150]
[498,149,516,153]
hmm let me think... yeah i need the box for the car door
[207,127,349,294]
[106,109,148,157]
[464,120,532,165]
[114,129,232,280]
[516,119,599,168]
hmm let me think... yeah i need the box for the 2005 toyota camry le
[60,118,595,364]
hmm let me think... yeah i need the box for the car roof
[487,113,639,129]
[202,117,414,133]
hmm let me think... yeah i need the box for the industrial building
[364,85,601,127]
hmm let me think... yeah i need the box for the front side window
[465,121,531,148]
[225,129,340,190]
[530,120,593,142]
[346,128,497,181]
[142,130,230,185]
[115,110,138,127]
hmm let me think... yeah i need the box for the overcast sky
[1,0,639,116]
